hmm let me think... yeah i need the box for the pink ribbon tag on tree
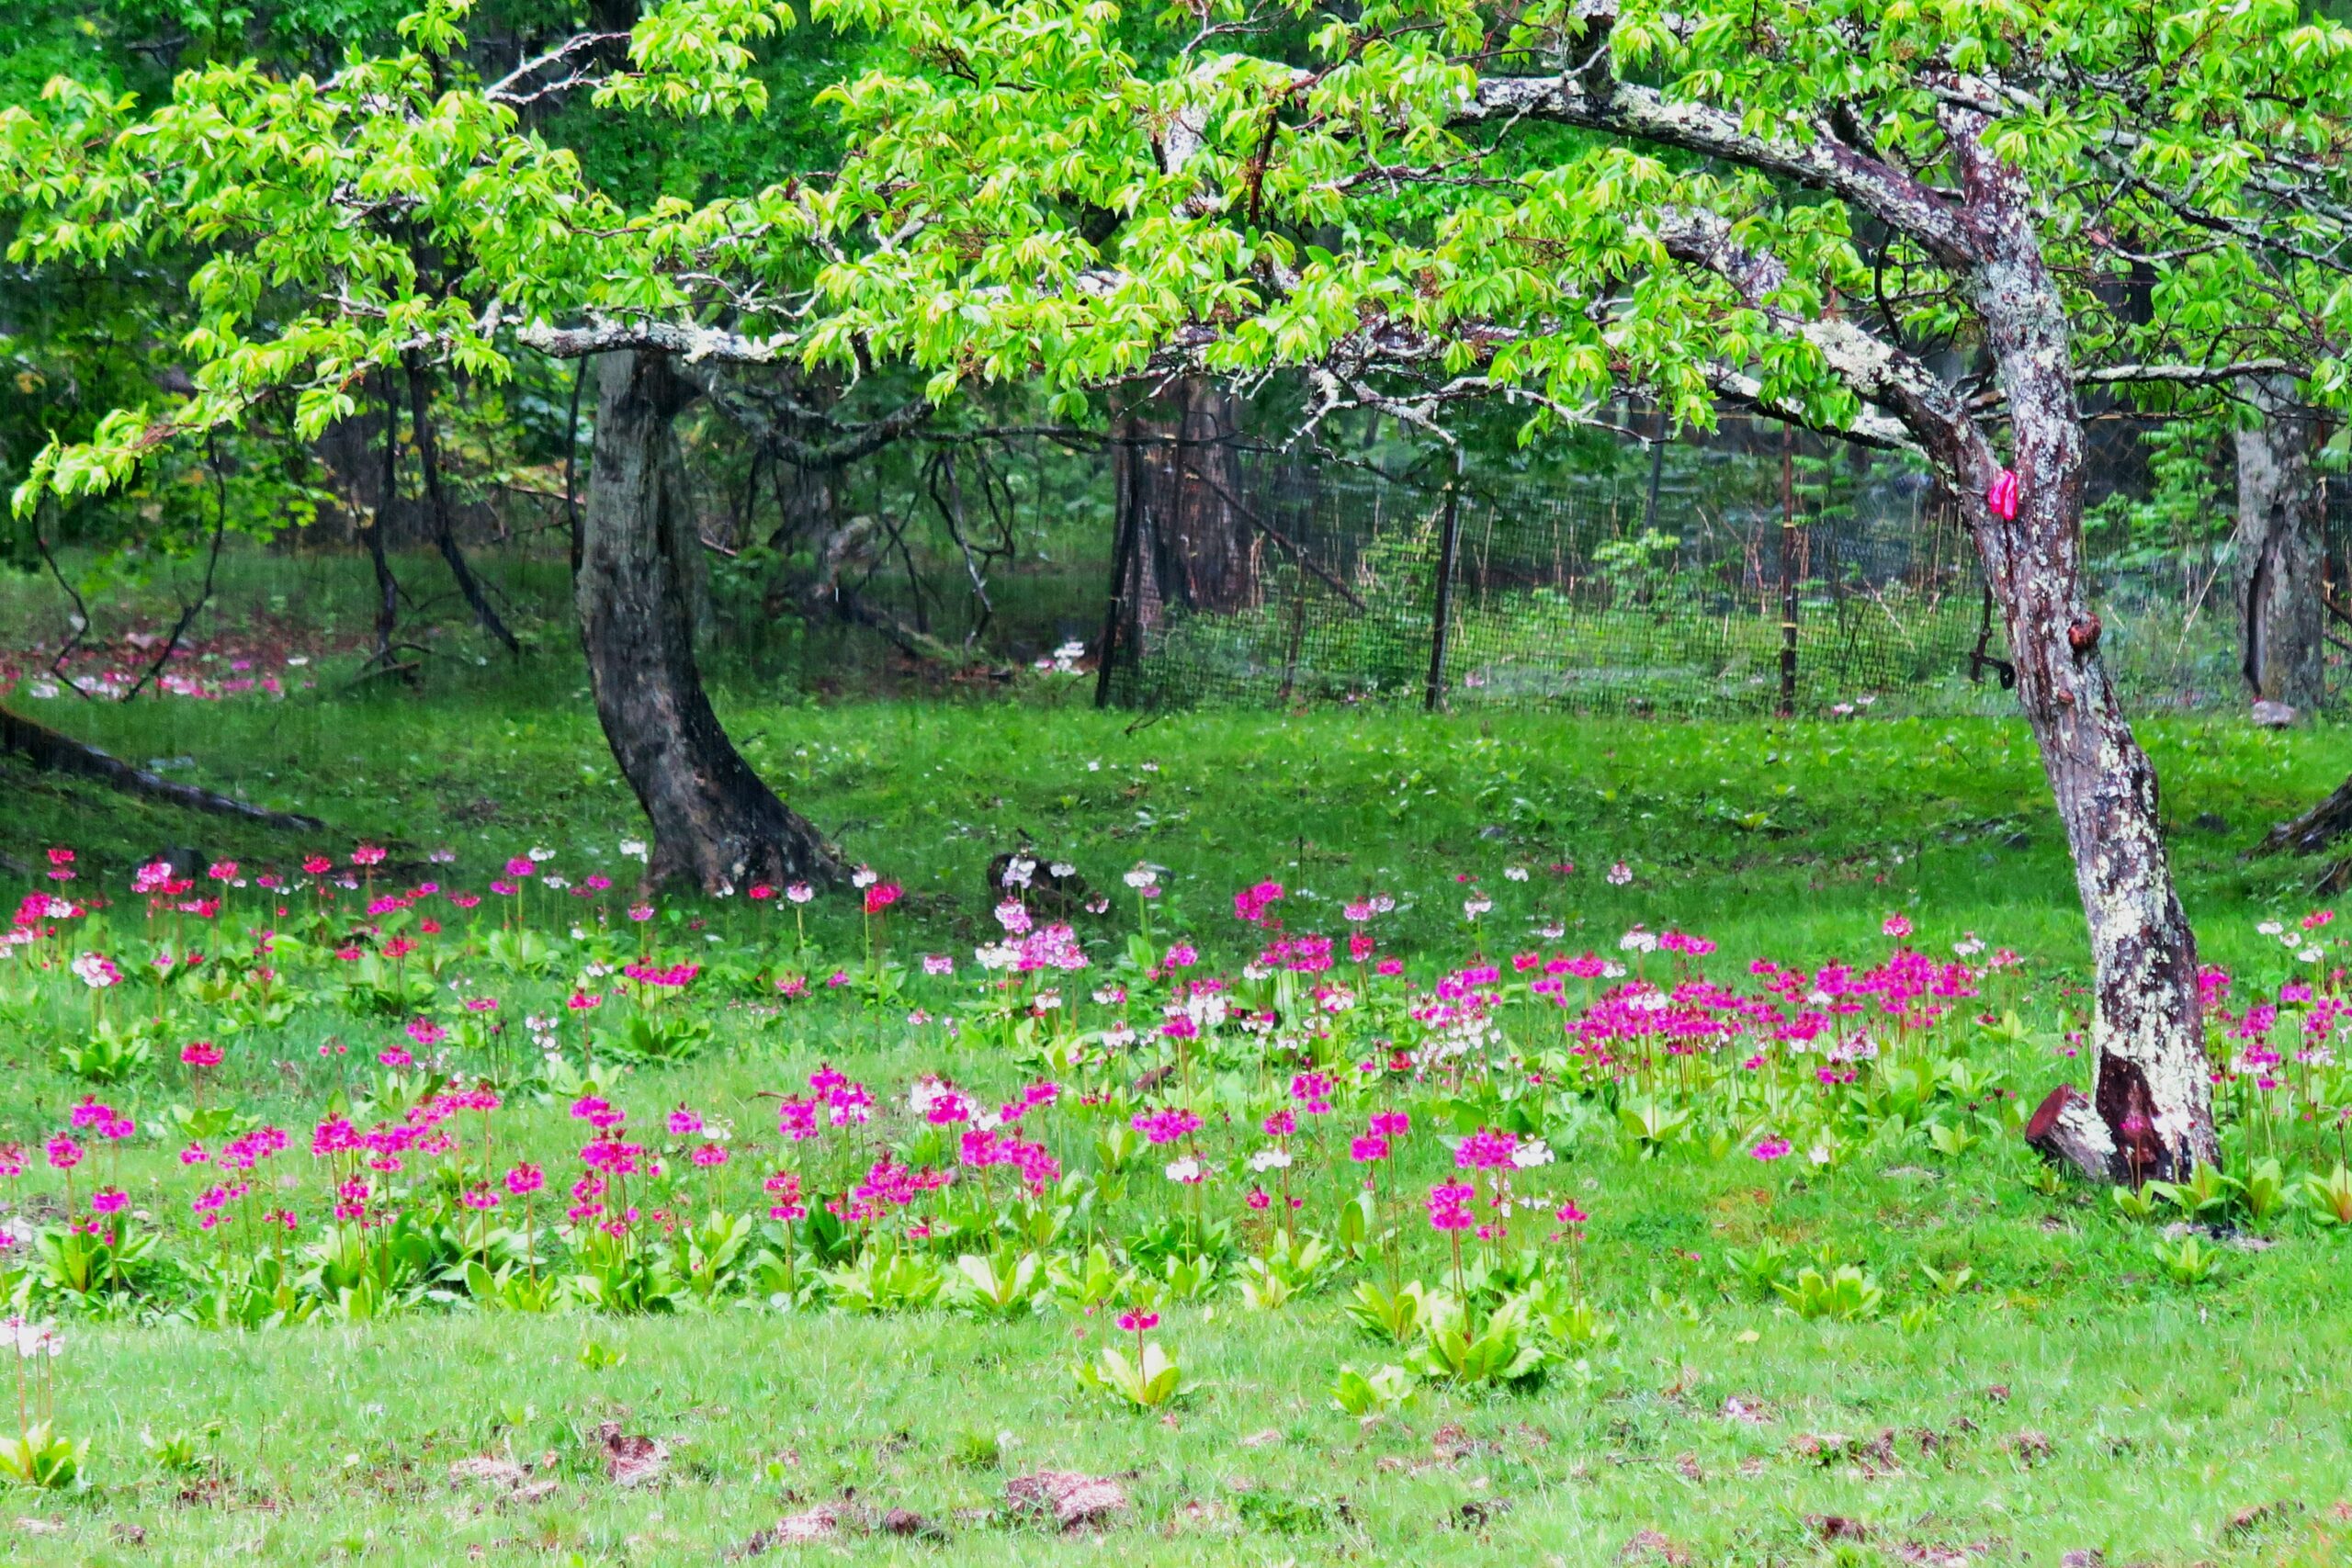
[1986,468,2020,521]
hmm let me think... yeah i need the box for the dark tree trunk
[2233,377,2327,714]
[1139,379,1257,613]
[1955,130,2216,1183]
[361,385,404,672]
[405,358,522,655]
[1,705,322,830]
[579,350,844,890]
[2260,773,2352,862]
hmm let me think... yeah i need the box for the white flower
[618,839,649,863]
[2257,920,2285,936]
[1164,1156,1204,1184]
[1510,1142,1554,1169]
[1123,865,1159,889]
[1606,862,1634,886]
[786,883,814,905]
[1463,895,1492,918]
[1049,862,1076,878]
[1249,1147,1293,1173]
[1619,928,1657,953]
[2300,946,2324,963]
[852,866,879,889]
[1504,866,1530,882]
[528,847,555,863]
[1102,1021,1136,1049]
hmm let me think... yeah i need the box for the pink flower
[691,1144,729,1168]
[864,882,903,915]
[1882,913,1913,941]
[1425,1180,1476,1232]
[1751,1136,1792,1162]
[405,1018,447,1048]
[1116,1309,1160,1334]
[180,1040,223,1068]
[352,844,386,867]
[460,1188,501,1212]
[1986,468,2019,521]
[1554,1200,1588,1227]
[1349,1134,1390,1163]
[91,1187,129,1215]
[44,1135,84,1171]
[505,1163,545,1196]
[667,1107,704,1136]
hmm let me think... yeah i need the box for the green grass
[1,651,2349,1564]
[5,658,2343,968]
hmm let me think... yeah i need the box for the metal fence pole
[1424,446,1466,712]
[1778,425,1799,716]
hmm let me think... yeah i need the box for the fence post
[1424,446,1465,712]
[1094,426,1140,709]
[1778,425,1799,716]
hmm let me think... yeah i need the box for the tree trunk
[2233,377,2326,714]
[1,705,322,830]
[1140,379,1258,613]
[1959,151,2216,1183]
[406,358,523,655]
[578,350,844,891]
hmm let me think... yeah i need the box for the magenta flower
[505,1163,545,1196]
[1426,1180,1476,1232]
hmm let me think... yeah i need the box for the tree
[783,0,2352,1178]
[573,349,842,886]
[0,1,862,888]
[2233,378,2331,715]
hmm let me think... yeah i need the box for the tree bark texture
[579,350,843,890]
[1952,127,2216,1183]
[2233,378,2327,711]
[1140,379,1258,614]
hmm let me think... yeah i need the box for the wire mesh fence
[1083,434,2351,716]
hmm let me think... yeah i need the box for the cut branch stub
[2024,1083,2120,1184]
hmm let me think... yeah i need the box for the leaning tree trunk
[2233,377,2327,714]
[579,350,844,891]
[1957,142,2217,1184]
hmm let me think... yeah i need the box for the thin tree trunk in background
[405,358,522,654]
[578,350,844,891]
[2233,376,2326,715]
[566,356,586,581]
[1955,131,2215,1182]
[361,383,403,671]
